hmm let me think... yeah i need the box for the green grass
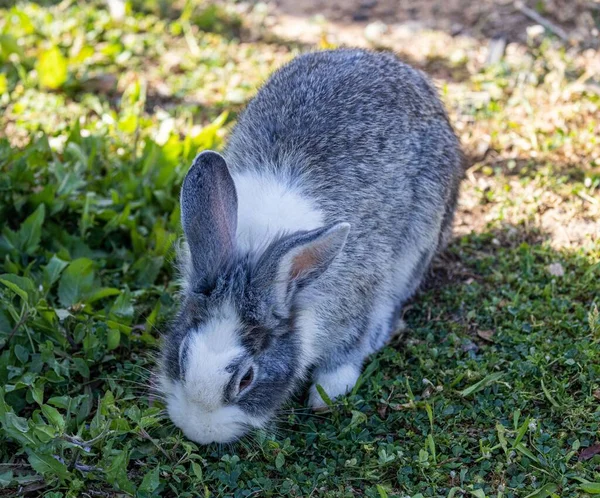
[0,1,599,497]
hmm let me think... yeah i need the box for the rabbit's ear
[180,151,238,286]
[256,223,350,312]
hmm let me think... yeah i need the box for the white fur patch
[392,236,436,305]
[309,363,361,409]
[293,307,320,370]
[232,171,324,254]
[182,304,243,411]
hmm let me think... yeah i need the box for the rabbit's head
[158,151,349,444]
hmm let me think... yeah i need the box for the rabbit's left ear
[180,151,238,288]
[255,223,350,312]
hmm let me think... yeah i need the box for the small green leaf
[314,384,333,408]
[106,320,132,335]
[459,372,504,397]
[14,344,29,363]
[514,442,537,461]
[104,448,135,494]
[5,411,29,434]
[427,434,437,464]
[31,385,44,405]
[118,113,138,134]
[107,328,120,351]
[80,191,94,236]
[37,47,68,89]
[0,274,35,303]
[0,469,13,487]
[72,358,90,378]
[43,255,69,289]
[17,204,45,255]
[109,290,134,323]
[469,490,486,498]
[425,402,434,431]
[0,34,24,60]
[191,461,203,481]
[376,484,389,498]
[132,255,164,286]
[541,378,561,408]
[447,487,461,498]
[139,466,160,493]
[579,482,600,494]
[32,424,56,444]
[0,410,38,447]
[524,483,558,498]
[275,451,285,470]
[350,410,368,427]
[514,417,531,446]
[405,377,415,402]
[496,422,508,454]
[145,301,161,331]
[55,309,73,321]
[47,396,70,409]
[58,258,95,307]
[85,287,120,304]
[27,451,70,480]
[41,404,65,431]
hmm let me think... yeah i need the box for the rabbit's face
[159,151,349,444]
[160,272,305,444]
[159,298,300,444]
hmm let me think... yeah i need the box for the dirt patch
[455,170,600,250]
[269,0,598,44]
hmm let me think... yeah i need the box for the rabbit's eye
[238,367,254,394]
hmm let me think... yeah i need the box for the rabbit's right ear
[180,151,238,288]
[255,223,350,314]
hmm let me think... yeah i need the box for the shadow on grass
[431,220,596,286]
[409,220,598,339]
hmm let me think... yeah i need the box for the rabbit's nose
[184,383,223,412]
[193,399,218,413]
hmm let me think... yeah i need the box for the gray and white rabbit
[158,49,463,444]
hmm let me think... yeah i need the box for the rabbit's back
[225,49,462,248]
[226,49,452,170]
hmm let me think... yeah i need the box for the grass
[0,1,599,497]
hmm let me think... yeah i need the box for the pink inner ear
[290,246,320,280]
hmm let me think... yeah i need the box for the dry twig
[514,1,571,42]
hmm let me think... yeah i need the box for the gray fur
[161,48,464,440]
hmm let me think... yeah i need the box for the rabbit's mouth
[171,403,247,444]
[163,378,266,445]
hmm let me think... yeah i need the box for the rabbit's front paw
[309,364,360,410]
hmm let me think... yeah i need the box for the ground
[0,0,599,497]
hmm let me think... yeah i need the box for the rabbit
[158,48,464,445]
